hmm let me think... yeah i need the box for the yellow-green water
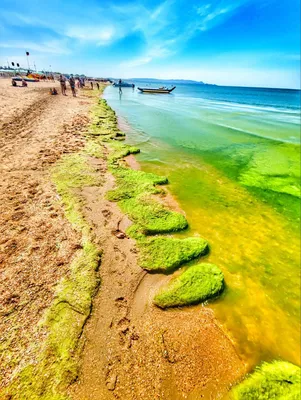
[141,147,300,369]
[104,83,300,369]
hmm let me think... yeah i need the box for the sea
[104,82,301,370]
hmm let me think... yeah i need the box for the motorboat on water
[112,80,134,88]
[137,86,176,94]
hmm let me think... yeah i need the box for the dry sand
[0,77,245,399]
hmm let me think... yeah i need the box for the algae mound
[231,361,301,399]
[122,197,188,235]
[89,98,125,139]
[107,165,167,200]
[154,263,224,308]
[107,162,189,237]
[139,236,208,273]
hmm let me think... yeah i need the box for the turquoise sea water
[104,83,301,369]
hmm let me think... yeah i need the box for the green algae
[230,361,301,400]
[3,144,103,399]
[200,141,301,223]
[107,166,167,200]
[153,263,224,308]
[140,149,301,366]
[239,143,301,198]
[107,141,140,164]
[5,242,101,400]
[89,98,125,139]
[52,153,102,233]
[99,103,212,276]
[138,236,208,273]
[88,97,191,240]
[106,155,188,237]
[122,196,188,236]
[103,86,301,386]
[83,139,105,159]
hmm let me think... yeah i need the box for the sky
[0,0,300,88]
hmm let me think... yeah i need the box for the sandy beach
[0,78,93,386]
[0,77,245,399]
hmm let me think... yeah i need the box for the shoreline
[0,78,244,399]
[69,91,245,399]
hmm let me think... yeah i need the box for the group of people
[58,74,100,97]
[11,73,100,96]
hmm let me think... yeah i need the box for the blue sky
[0,0,300,88]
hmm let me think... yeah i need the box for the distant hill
[108,77,217,86]
[128,78,209,85]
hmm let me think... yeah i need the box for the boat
[12,76,39,82]
[112,80,134,88]
[138,86,176,94]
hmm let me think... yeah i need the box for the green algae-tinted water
[104,83,300,369]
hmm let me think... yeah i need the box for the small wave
[214,122,300,144]
[197,99,300,115]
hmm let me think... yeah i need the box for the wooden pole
[26,53,30,71]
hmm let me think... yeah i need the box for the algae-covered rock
[153,263,224,308]
[230,361,301,400]
[139,236,208,273]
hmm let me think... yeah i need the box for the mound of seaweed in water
[153,263,224,308]
[231,360,301,399]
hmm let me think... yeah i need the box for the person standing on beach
[69,75,76,97]
[96,82,100,90]
[59,74,67,95]
[90,81,93,90]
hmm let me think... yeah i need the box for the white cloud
[194,0,250,32]
[0,11,48,28]
[65,25,116,45]
[121,56,153,68]
[0,40,70,55]
[196,3,212,16]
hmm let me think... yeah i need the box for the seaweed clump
[153,263,224,308]
[107,157,188,238]
[230,361,301,399]
[139,237,208,273]
[52,153,103,232]
[89,98,125,139]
